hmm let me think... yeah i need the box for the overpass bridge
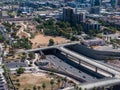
[17,42,79,54]
[16,42,120,89]
[17,42,120,77]
[62,78,120,90]
[59,47,120,77]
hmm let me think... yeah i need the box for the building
[64,0,73,3]
[90,6,100,14]
[63,7,76,23]
[90,0,102,7]
[111,0,118,9]
[75,0,84,3]
[18,7,33,14]
[0,8,2,18]
[118,0,120,5]
[73,12,86,24]
[63,7,87,24]
[83,19,101,32]
[82,38,106,46]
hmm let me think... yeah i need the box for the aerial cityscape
[0,0,120,90]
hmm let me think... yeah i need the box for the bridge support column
[95,67,98,72]
[66,54,68,57]
[79,60,81,65]
[112,74,115,77]
[53,49,56,54]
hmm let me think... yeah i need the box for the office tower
[73,12,86,24]
[111,0,118,9]
[90,6,100,14]
[118,0,120,5]
[64,0,73,3]
[90,0,102,7]
[75,0,85,3]
[0,8,2,18]
[63,7,76,23]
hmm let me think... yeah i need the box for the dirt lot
[11,73,63,90]
[30,34,70,48]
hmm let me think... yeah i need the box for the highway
[62,78,120,90]
[59,47,120,77]
[17,42,120,77]
[78,78,120,89]
[16,42,120,89]
[46,55,98,82]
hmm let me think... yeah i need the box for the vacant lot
[11,73,63,90]
[30,34,70,48]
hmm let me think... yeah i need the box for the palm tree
[50,79,54,90]
[63,77,67,87]
[38,86,41,90]
[57,79,61,88]
[73,83,77,90]
[42,83,46,90]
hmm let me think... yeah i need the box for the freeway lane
[62,78,120,90]
[46,55,97,82]
[60,47,120,77]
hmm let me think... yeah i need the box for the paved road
[78,78,120,90]
[60,47,120,77]
[62,78,120,90]
[46,55,98,82]
[16,41,80,53]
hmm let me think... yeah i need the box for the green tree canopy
[48,39,54,46]
[16,67,25,74]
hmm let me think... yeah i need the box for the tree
[28,52,35,59]
[42,83,46,90]
[33,85,37,90]
[0,35,5,43]
[57,79,61,88]
[48,39,54,46]
[50,79,54,90]
[73,83,77,90]
[101,87,105,90]
[21,54,26,62]
[38,86,41,90]
[2,65,10,74]
[16,67,25,74]
[70,36,78,41]
[35,18,42,23]
[93,87,97,90]
[63,77,67,87]
[79,87,82,90]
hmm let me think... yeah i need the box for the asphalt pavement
[46,55,98,82]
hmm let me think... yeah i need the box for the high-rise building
[111,0,118,9]
[90,0,102,7]
[118,0,120,5]
[75,0,84,3]
[73,12,86,24]
[64,0,73,3]
[83,19,101,32]
[90,6,100,14]
[63,7,76,23]
[0,8,2,18]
